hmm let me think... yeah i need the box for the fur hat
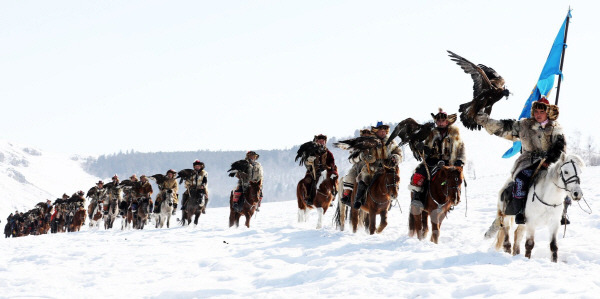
[531,97,559,120]
[431,108,457,125]
[140,174,147,180]
[313,134,327,142]
[193,159,203,166]
[130,174,138,180]
[371,121,390,133]
[96,180,104,185]
[167,169,177,175]
[112,174,119,180]
[246,151,260,159]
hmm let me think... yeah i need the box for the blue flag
[502,11,571,158]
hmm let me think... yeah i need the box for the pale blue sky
[1,1,597,155]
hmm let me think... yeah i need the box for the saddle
[501,182,523,216]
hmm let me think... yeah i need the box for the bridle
[428,167,462,208]
[532,159,581,208]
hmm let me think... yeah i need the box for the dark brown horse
[181,189,206,226]
[351,163,399,234]
[297,172,338,229]
[229,181,261,228]
[136,198,151,229]
[409,165,463,243]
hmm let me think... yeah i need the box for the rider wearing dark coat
[302,134,337,205]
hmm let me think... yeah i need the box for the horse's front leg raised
[376,210,388,234]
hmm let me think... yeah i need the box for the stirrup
[515,213,526,224]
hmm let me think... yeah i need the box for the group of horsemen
[7,98,569,235]
[6,151,264,235]
[300,98,569,226]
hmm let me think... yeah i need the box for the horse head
[246,181,261,205]
[557,153,585,201]
[439,166,464,206]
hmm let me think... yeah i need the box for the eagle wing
[227,160,249,177]
[176,169,194,184]
[295,141,326,166]
[149,174,167,185]
[335,136,381,161]
[447,50,493,98]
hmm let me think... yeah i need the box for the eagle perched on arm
[386,118,435,161]
[176,169,194,184]
[447,50,510,130]
[334,136,381,161]
[295,141,326,166]
[227,160,250,178]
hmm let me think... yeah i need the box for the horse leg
[316,207,324,229]
[549,224,559,263]
[194,211,200,225]
[376,210,387,234]
[350,208,359,233]
[524,227,535,259]
[229,211,235,228]
[368,211,376,235]
[235,213,241,228]
[408,213,416,238]
[513,224,525,256]
[430,216,440,244]
[244,212,251,228]
[297,208,306,223]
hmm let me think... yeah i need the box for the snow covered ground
[2,163,599,298]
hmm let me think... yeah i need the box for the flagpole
[554,9,571,105]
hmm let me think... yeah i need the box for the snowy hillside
[1,136,599,297]
[0,140,100,219]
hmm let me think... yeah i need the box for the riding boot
[306,181,315,206]
[340,190,353,206]
[353,181,367,209]
[153,201,160,214]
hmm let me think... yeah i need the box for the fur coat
[476,113,566,179]
[424,125,466,166]
[359,136,402,182]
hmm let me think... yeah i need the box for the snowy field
[2,165,600,298]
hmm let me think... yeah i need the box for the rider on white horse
[476,97,567,224]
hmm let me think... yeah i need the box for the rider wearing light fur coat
[475,97,566,224]
[409,109,466,206]
[354,121,402,209]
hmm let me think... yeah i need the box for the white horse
[155,189,175,228]
[486,153,585,262]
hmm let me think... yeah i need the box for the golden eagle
[334,136,382,160]
[227,160,250,178]
[447,50,510,130]
[386,118,435,161]
[176,169,194,184]
[295,141,326,166]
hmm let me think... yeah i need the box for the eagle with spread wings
[386,118,435,161]
[447,50,510,130]
[334,136,382,161]
[295,141,326,166]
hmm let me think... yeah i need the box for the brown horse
[297,171,338,229]
[229,181,261,228]
[88,199,103,228]
[69,208,87,232]
[351,163,399,234]
[409,165,463,243]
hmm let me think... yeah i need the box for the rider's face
[436,118,449,128]
[534,108,548,123]
[316,139,326,146]
[375,130,387,139]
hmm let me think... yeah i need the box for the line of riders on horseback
[5,98,577,252]
[5,151,264,236]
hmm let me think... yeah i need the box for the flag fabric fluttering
[502,10,572,158]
